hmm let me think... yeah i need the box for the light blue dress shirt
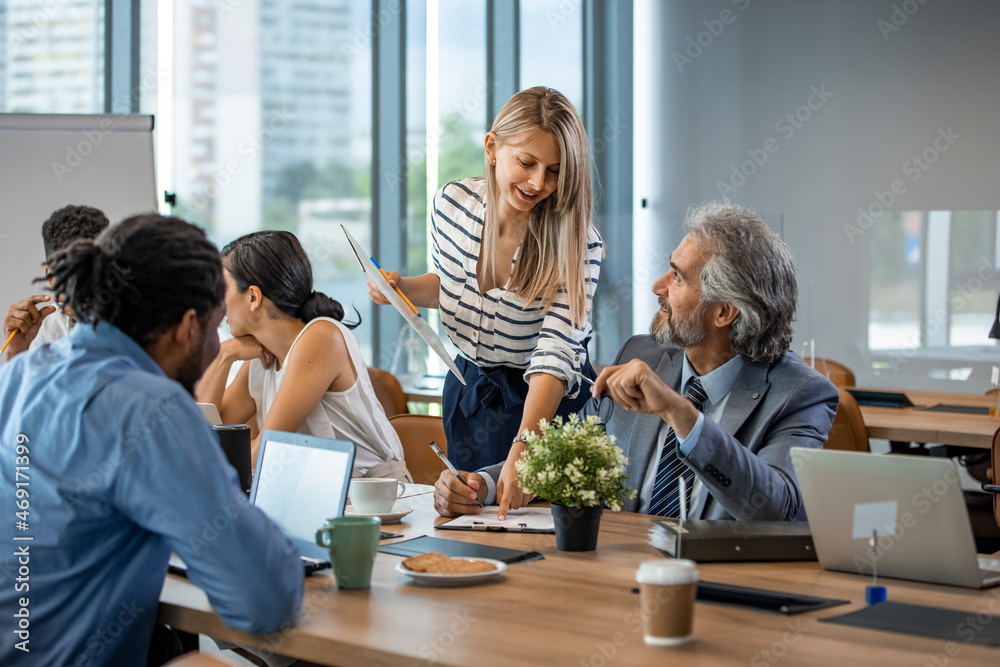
[0,322,304,666]
[637,354,745,513]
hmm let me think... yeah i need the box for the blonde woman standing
[369,87,602,515]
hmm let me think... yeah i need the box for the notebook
[791,448,1000,588]
[250,430,355,560]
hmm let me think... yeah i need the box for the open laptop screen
[250,431,355,559]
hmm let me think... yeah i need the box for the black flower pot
[550,503,603,551]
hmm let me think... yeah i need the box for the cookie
[402,552,495,573]
[402,552,450,572]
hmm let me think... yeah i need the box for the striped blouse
[430,177,603,398]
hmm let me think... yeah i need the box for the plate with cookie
[397,552,508,586]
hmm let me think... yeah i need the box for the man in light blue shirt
[0,215,304,666]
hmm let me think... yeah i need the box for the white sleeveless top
[248,317,404,475]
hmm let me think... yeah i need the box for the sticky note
[852,501,898,540]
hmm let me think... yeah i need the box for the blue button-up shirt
[0,322,304,666]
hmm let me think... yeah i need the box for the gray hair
[683,201,797,364]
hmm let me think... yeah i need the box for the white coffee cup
[349,478,405,514]
[635,559,699,646]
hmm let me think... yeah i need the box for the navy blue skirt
[442,354,596,471]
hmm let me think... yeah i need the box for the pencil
[373,260,420,317]
[0,329,17,354]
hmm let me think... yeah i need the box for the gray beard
[650,305,707,349]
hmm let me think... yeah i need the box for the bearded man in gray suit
[434,202,838,521]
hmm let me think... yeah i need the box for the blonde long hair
[482,87,595,326]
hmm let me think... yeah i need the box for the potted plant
[515,414,635,551]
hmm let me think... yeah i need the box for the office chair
[985,429,1000,531]
[807,358,856,387]
[389,414,448,485]
[823,387,870,452]
[367,367,409,418]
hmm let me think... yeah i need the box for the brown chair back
[823,387,870,452]
[389,414,448,485]
[808,358,856,387]
[990,429,1000,529]
[367,367,408,418]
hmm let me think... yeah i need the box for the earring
[491,160,496,165]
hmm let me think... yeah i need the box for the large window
[1,0,105,113]
[165,0,374,353]
[519,0,582,115]
[869,210,1000,381]
[4,0,629,371]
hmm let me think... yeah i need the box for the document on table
[437,506,555,533]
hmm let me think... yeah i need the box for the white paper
[440,506,555,532]
[852,500,898,539]
[341,225,465,384]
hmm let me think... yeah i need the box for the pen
[0,330,17,354]
[372,258,421,317]
[428,441,484,508]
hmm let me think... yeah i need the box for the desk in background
[158,500,1000,666]
[397,373,445,406]
[857,389,999,450]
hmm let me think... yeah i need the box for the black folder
[651,520,816,561]
[378,535,544,564]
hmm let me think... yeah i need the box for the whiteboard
[0,113,157,357]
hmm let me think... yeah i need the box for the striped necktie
[647,377,707,518]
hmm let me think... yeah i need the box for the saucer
[344,504,413,524]
[395,558,507,586]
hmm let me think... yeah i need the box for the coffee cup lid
[636,558,699,585]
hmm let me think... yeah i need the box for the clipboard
[341,225,465,384]
[436,507,555,533]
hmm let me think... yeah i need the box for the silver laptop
[791,448,1000,589]
[250,430,355,560]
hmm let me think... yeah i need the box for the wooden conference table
[158,498,1000,666]
[858,389,999,450]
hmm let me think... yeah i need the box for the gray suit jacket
[483,336,838,520]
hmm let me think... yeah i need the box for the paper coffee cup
[635,559,699,646]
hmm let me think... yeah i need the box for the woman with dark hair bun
[196,230,411,482]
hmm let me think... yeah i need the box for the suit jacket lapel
[718,360,771,437]
[624,349,683,510]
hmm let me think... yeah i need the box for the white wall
[635,0,1000,391]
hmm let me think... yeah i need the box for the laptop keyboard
[978,557,1000,586]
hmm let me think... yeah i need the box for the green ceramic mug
[314,516,382,589]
